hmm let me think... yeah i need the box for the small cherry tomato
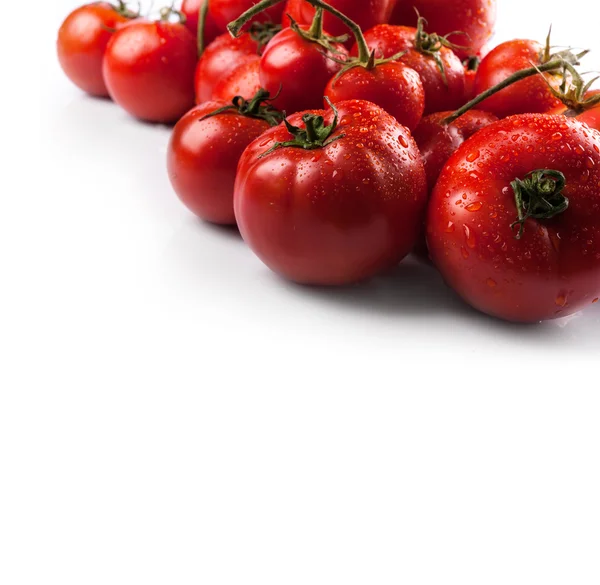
[474,39,563,118]
[427,114,600,323]
[103,14,197,123]
[234,99,428,285]
[168,89,284,224]
[391,0,497,60]
[212,56,261,101]
[356,23,465,114]
[181,0,222,47]
[57,1,137,97]
[210,0,285,32]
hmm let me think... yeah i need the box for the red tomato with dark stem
[211,56,261,101]
[57,1,137,97]
[103,12,197,123]
[462,55,481,103]
[181,0,222,48]
[210,0,285,32]
[234,99,428,285]
[391,0,497,60]
[474,39,566,118]
[546,85,600,133]
[356,23,465,114]
[168,89,284,224]
[427,114,600,323]
[281,0,305,27]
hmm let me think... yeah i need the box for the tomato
[281,0,305,27]
[210,0,285,32]
[211,56,261,101]
[546,89,600,133]
[57,2,136,97]
[103,17,197,123]
[356,24,465,114]
[181,0,222,47]
[168,89,284,224]
[473,39,563,118]
[234,99,428,285]
[413,110,498,191]
[324,62,425,131]
[391,0,497,60]
[462,56,481,103]
[259,24,348,113]
[427,114,600,323]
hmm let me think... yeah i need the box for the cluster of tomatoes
[57,0,600,323]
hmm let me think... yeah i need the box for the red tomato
[391,0,497,60]
[181,0,222,47]
[104,18,197,123]
[413,110,498,191]
[324,62,425,131]
[168,90,284,224]
[211,56,261,101]
[356,24,465,114]
[546,89,600,133]
[259,26,348,114]
[57,2,136,97]
[210,0,285,32]
[281,0,305,27]
[473,40,563,118]
[427,114,600,323]
[462,56,482,103]
[234,99,428,285]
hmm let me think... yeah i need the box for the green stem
[443,59,565,125]
[228,0,285,37]
[198,0,209,56]
[307,6,324,38]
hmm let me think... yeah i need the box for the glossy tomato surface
[167,100,272,224]
[427,114,600,322]
[211,56,261,102]
[324,62,425,131]
[210,0,285,31]
[357,25,465,114]
[103,20,197,123]
[57,2,134,97]
[474,40,562,118]
[546,90,600,133]
[234,100,428,285]
[391,0,497,60]
[181,0,222,46]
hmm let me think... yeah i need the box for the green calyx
[249,21,283,54]
[286,9,348,55]
[159,5,187,24]
[510,170,569,239]
[111,0,139,19]
[201,88,285,127]
[259,98,345,157]
[544,61,600,115]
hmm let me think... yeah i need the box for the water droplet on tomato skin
[445,221,455,233]
[593,298,599,304]
[466,151,480,162]
[486,278,497,288]
[466,201,483,212]
[463,224,477,249]
[461,246,470,259]
[555,294,568,308]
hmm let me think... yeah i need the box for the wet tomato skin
[57,2,133,97]
[167,101,271,224]
[324,62,425,132]
[546,90,600,133]
[103,20,197,123]
[474,40,562,118]
[211,56,261,101]
[234,100,428,285]
[427,114,600,323]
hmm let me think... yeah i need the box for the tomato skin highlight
[211,57,261,102]
[57,2,132,97]
[474,40,563,118]
[234,100,428,285]
[391,0,497,60]
[103,20,197,123]
[181,0,222,46]
[167,101,271,225]
[427,114,600,323]
[324,62,425,132]
[356,25,465,114]
[259,26,348,114]
[546,90,600,133]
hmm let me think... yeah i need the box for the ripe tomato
[57,2,136,97]
[211,56,261,101]
[324,62,425,131]
[210,0,285,32]
[413,110,498,191]
[168,89,284,224]
[474,39,563,118]
[546,89,600,133]
[181,0,222,47]
[103,17,197,123]
[356,24,465,114]
[427,114,600,323]
[281,0,305,27]
[234,99,428,285]
[391,0,497,60]
[259,25,348,113]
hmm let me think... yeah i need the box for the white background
[2,0,599,583]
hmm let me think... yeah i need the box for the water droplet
[551,131,563,141]
[461,246,469,259]
[593,298,599,304]
[486,278,497,288]
[555,294,568,307]
[463,224,476,249]
[445,221,455,233]
[466,151,480,162]
[398,135,408,148]
[312,153,322,162]
[466,201,483,212]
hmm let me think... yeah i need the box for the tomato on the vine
[427,114,600,323]
[181,0,222,47]
[210,0,285,32]
[168,89,284,224]
[546,89,600,133]
[234,99,428,285]
[391,0,497,60]
[211,57,261,102]
[103,13,197,123]
[57,1,137,97]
